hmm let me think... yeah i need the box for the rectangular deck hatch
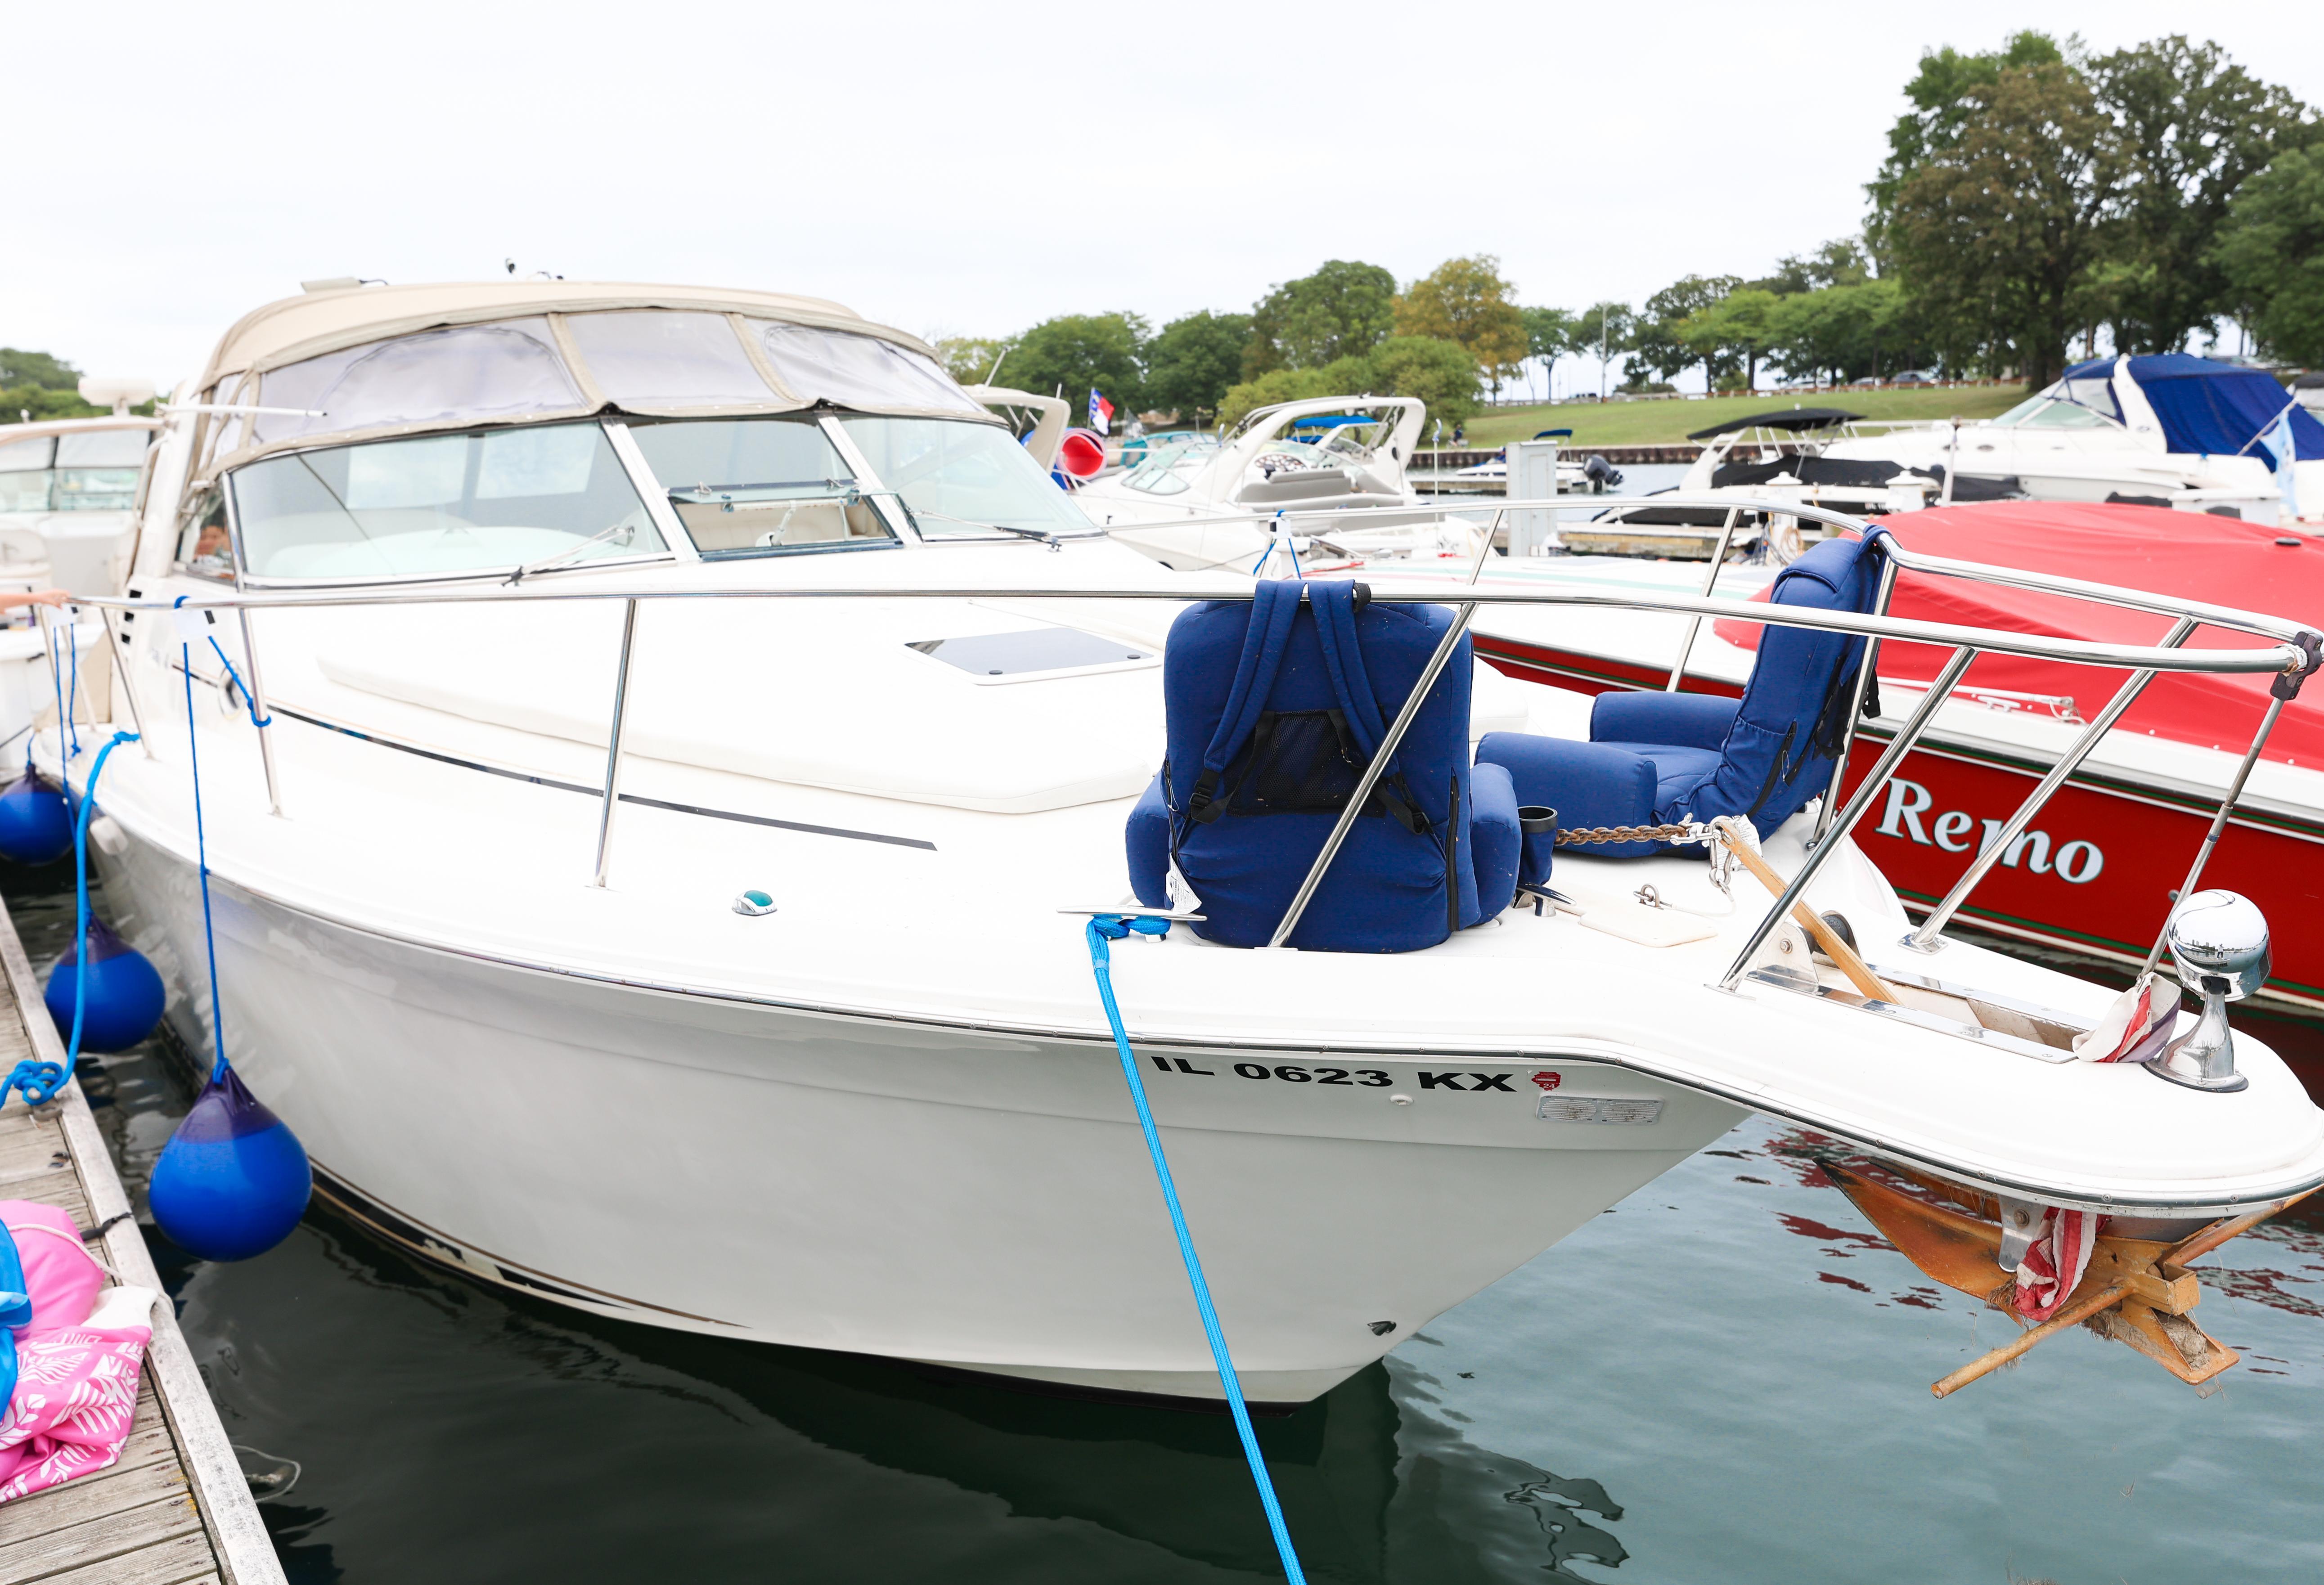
[908,628,1152,678]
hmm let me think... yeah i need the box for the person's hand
[0,590,70,611]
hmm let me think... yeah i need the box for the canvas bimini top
[2057,354,2324,461]
[187,280,993,480]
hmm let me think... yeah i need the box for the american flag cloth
[2014,1208,2104,1321]
[1089,389,1115,435]
[2070,971,2177,1064]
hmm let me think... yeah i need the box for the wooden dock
[0,903,283,1585]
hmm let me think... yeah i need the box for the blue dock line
[65,730,140,1065]
[1084,916,1306,1583]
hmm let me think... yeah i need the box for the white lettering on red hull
[1871,779,2104,884]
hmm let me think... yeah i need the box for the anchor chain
[1553,822,1711,847]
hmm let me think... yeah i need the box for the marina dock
[0,903,282,1585]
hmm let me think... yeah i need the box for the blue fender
[0,776,73,867]
[148,1067,312,1262]
[44,918,165,1053]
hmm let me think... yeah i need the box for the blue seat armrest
[1591,691,1740,751]
[1125,772,1173,908]
[1474,732,1662,858]
[1468,761,1519,922]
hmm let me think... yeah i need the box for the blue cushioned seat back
[1671,531,1885,835]
[1129,580,1510,950]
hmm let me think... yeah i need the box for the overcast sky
[10,1,2324,394]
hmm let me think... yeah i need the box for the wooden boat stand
[1819,1160,2316,1398]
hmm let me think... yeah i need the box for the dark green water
[10,864,2323,1584]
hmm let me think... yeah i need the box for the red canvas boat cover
[1713,502,2324,765]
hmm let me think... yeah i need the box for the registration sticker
[1537,1096,1664,1125]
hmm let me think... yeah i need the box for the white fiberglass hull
[97,822,1737,1403]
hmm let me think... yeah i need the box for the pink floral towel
[0,1312,153,1500]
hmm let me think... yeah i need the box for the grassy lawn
[1449,386,2029,449]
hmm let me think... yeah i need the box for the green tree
[1683,288,1784,390]
[1888,60,2121,389]
[1571,302,1636,398]
[1394,255,1530,394]
[1765,278,1932,384]
[1749,238,1874,296]
[1242,260,1397,378]
[1630,275,1741,387]
[0,386,103,422]
[1370,336,1480,423]
[931,336,1012,386]
[2087,36,2317,353]
[0,349,82,390]
[2214,146,2324,365]
[1142,311,1252,424]
[995,313,1148,423]
[1867,31,2069,247]
[1520,305,1579,362]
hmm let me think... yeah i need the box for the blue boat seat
[1127,579,1519,951]
[1477,533,1887,857]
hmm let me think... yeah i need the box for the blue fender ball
[0,776,73,867]
[44,917,165,1052]
[148,1067,312,1262]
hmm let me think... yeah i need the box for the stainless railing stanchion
[94,611,154,757]
[1719,646,1977,992]
[1666,506,1742,693]
[1812,553,1899,846]
[1903,615,2197,954]
[1268,601,1478,948]
[2139,692,2289,975]
[235,609,284,816]
[590,597,642,888]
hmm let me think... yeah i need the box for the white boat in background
[0,388,161,596]
[48,279,2324,1405]
[1822,355,2317,523]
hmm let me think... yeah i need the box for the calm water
[8,861,2323,1584]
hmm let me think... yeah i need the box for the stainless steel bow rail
[62,495,2320,992]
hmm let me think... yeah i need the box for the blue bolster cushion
[1474,731,1662,858]
[1127,772,1172,908]
[1468,760,1519,921]
[1590,691,1740,751]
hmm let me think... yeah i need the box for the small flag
[1089,389,1115,435]
[2259,404,2300,517]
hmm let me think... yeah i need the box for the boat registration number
[1536,1096,1664,1125]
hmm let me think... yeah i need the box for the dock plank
[0,895,283,1585]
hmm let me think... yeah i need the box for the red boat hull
[1475,634,2324,1013]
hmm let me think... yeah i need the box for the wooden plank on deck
[0,898,284,1585]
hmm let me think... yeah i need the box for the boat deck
[0,900,282,1585]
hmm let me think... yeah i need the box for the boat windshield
[838,417,1097,540]
[627,417,896,557]
[1993,375,2122,430]
[225,421,664,581]
[0,430,151,513]
[1122,432,1219,496]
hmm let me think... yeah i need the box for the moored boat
[45,279,2324,1407]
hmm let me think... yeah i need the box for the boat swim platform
[0,900,283,1585]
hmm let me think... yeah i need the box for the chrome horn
[2149,890,2268,1093]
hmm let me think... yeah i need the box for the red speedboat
[1397,502,2324,1011]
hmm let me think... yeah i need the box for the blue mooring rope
[65,731,140,1067]
[1084,916,1307,1583]
[175,611,230,1084]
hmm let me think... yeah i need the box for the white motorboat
[0,408,161,594]
[1822,355,2318,523]
[51,280,2324,1405]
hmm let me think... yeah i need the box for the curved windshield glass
[626,417,895,557]
[229,422,662,580]
[839,417,1095,539]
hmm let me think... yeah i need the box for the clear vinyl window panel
[838,417,1094,539]
[751,321,983,414]
[253,318,586,447]
[626,417,895,557]
[564,311,777,409]
[229,422,663,580]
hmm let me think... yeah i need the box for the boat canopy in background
[1715,501,2324,765]
[2068,354,2324,461]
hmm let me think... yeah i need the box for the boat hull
[1474,633,2324,1014]
[98,822,1743,1403]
